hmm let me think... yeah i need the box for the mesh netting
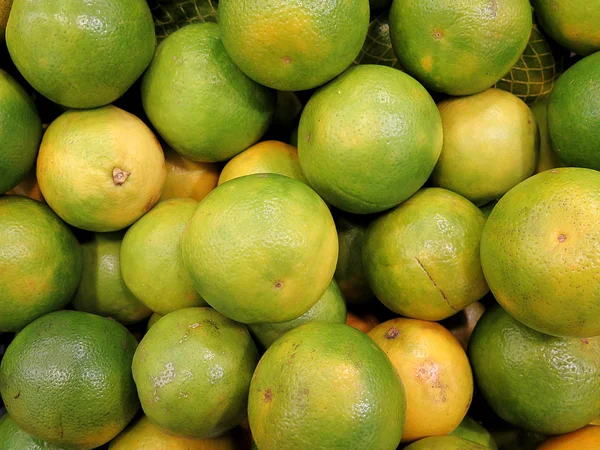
[150,0,219,42]
[353,12,403,71]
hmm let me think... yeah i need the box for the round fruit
[0,413,67,450]
[547,52,600,170]
[5,168,45,202]
[531,0,600,56]
[121,198,206,315]
[108,415,236,450]
[151,0,219,42]
[531,98,563,174]
[451,416,498,450]
[298,65,442,214]
[6,0,155,108]
[146,313,162,331]
[219,0,370,91]
[132,307,259,438]
[0,196,81,332]
[363,188,488,321]
[182,173,338,324]
[0,69,42,194]
[248,322,406,450]
[345,311,380,334]
[73,232,151,324]
[160,147,220,202]
[353,12,403,70]
[469,305,600,434]
[248,280,346,349]
[37,105,166,232]
[218,140,307,186]
[480,168,600,337]
[389,0,531,95]
[334,213,375,304]
[141,23,275,162]
[431,88,538,206]
[404,436,488,450]
[369,318,473,442]
[0,310,140,449]
[538,426,600,449]
[0,0,12,41]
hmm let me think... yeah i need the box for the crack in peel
[415,257,456,311]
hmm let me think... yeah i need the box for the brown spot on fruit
[551,169,559,174]
[112,167,130,186]
[264,389,272,403]
[432,28,444,40]
[274,280,284,290]
[558,234,566,243]
[385,328,400,339]
[306,132,311,143]
[281,56,292,64]
[582,338,589,344]
[13,391,20,399]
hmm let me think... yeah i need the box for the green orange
[0,196,81,332]
[481,168,600,338]
[469,305,600,434]
[0,69,42,194]
[451,416,498,450]
[0,310,140,449]
[531,99,563,174]
[6,0,155,108]
[404,436,488,449]
[132,307,259,438]
[248,322,406,450]
[141,23,275,162]
[0,413,67,450]
[389,0,531,95]
[219,0,370,91]
[121,198,206,315]
[298,64,442,214]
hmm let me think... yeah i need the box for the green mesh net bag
[148,0,219,42]
[353,12,403,71]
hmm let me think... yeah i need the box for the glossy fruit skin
[73,232,151,324]
[404,435,488,450]
[0,196,82,332]
[132,307,259,438]
[6,0,155,108]
[0,310,140,449]
[469,305,600,434]
[248,322,406,450]
[548,52,600,170]
[389,0,531,95]
[121,198,206,316]
[531,99,563,174]
[450,416,498,450]
[0,414,68,450]
[182,173,338,324]
[160,147,220,202]
[538,426,600,450]
[0,69,42,194]
[480,168,600,338]
[363,188,488,321]
[298,65,442,214]
[37,105,166,232]
[219,0,370,91]
[531,0,600,56]
[141,23,275,163]
[248,280,346,349]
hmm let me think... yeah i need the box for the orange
[160,147,220,202]
[345,311,380,334]
[538,426,600,450]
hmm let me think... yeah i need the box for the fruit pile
[0,0,599,449]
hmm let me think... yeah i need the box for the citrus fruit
[146,313,162,331]
[353,12,403,71]
[121,198,207,315]
[0,196,81,332]
[363,188,488,321]
[298,64,442,214]
[404,435,488,450]
[248,322,406,450]
[219,0,370,91]
[160,147,220,202]
[0,69,42,194]
[218,140,307,186]
[531,99,563,174]
[150,0,219,42]
[6,0,155,108]
[431,88,538,206]
[0,0,11,41]
[182,173,338,324]
[345,311,380,334]
[480,168,600,338]
[0,413,67,450]
[469,305,600,434]
[141,23,275,162]
[389,0,531,95]
[37,105,166,232]
[132,307,259,438]
[538,426,600,449]
[108,415,236,450]
[451,416,498,450]
[531,0,600,56]
[480,201,497,220]
[443,302,486,351]
[248,280,346,349]
[5,167,45,202]
[369,318,473,442]
[72,232,151,324]
[334,213,375,305]
[547,52,600,170]
[0,310,140,449]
